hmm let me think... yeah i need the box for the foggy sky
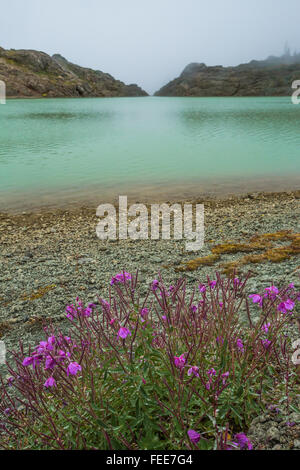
[1,0,299,94]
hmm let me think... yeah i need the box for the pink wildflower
[110,272,132,286]
[117,327,131,339]
[234,433,253,450]
[174,354,186,370]
[262,339,271,349]
[140,308,149,322]
[277,299,295,314]
[236,338,244,353]
[188,366,199,377]
[249,294,262,306]
[188,429,201,444]
[67,362,82,376]
[44,377,56,388]
[264,286,279,297]
[198,284,206,293]
[262,322,271,333]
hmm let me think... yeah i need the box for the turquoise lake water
[0,96,299,210]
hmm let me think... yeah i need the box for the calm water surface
[0,97,299,210]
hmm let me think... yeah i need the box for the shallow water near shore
[0,96,299,211]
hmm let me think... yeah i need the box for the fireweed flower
[47,336,56,346]
[264,286,279,297]
[7,377,14,387]
[198,284,206,294]
[67,362,82,376]
[66,304,77,320]
[262,322,271,333]
[83,307,92,317]
[36,338,54,353]
[151,279,159,291]
[44,377,56,388]
[117,327,131,339]
[209,280,217,289]
[234,433,253,450]
[110,272,132,286]
[205,369,216,390]
[249,294,262,306]
[188,366,199,377]
[288,283,295,290]
[109,318,116,325]
[174,354,186,370]
[45,356,56,370]
[22,357,34,367]
[191,305,197,313]
[262,339,271,349]
[286,421,296,427]
[140,308,149,322]
[267,404,280,413]
[58,350,70,361]
[277,299,295,314]
[22,356,42,368]
[236,339,244,353]
[188,429,201,444]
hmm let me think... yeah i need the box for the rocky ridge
[0,47,148,98]
[155,53,300,96]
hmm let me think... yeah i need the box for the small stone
[294,440,300,449]
[266,426,280,442]
[78,257,95,265]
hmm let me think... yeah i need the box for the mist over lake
[0,96,299,210]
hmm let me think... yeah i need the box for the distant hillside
[0,47,148,98]
[155,53,300,96]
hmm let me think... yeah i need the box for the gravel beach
[0,189,299,449]
[0,190,299,347]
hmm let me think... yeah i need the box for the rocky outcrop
[0,47,148,98]
[155,54,300,96]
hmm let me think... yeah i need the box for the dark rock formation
[0,47,148,98]
[155,54,300,97]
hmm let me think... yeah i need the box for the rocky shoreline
[0,190,299,449]
[0,189,299,343]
